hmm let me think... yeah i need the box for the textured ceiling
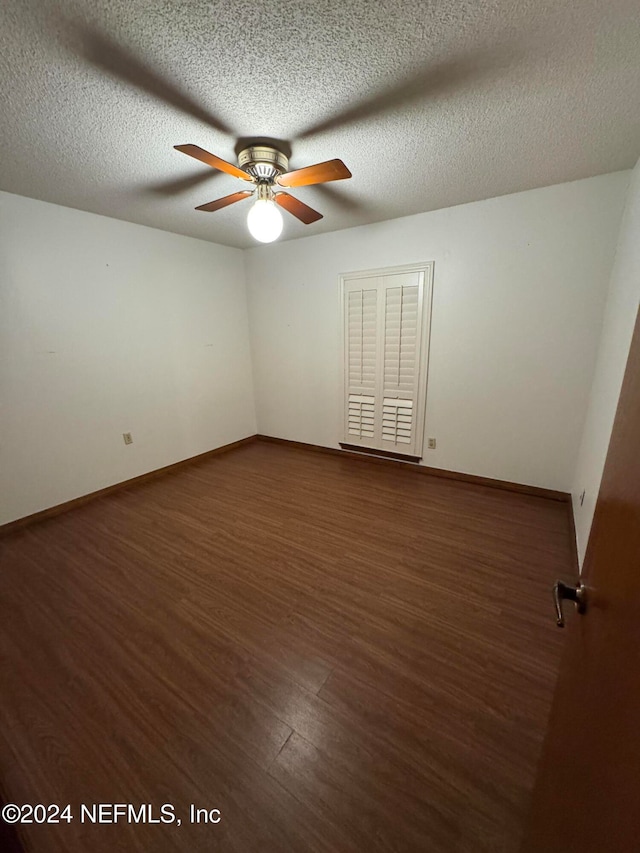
[1,0,639,249]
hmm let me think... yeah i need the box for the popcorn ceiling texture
[1,0,639,248]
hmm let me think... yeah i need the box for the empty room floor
[0,440,568,852]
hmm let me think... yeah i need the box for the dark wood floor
[0,441,569,852]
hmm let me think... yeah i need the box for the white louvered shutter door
[344,279,379,447]
[380,272,424,456]
[343,267,429,457]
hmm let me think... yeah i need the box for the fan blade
[195,191,253,212]
[276,159,351,188]
[175,145,253,182]
[275,192,323,224]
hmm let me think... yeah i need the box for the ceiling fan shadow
[64,20,232,135]
[297,47,516,139]
[310,182,364,213]
[144,169,223,197]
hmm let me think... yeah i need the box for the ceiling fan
[174,143,352,243]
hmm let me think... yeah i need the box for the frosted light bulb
[247,199,283,243]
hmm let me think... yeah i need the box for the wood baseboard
[257,434,570,502]
[3,432,569,537]
[0,435,258,537]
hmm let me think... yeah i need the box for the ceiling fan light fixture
[176,143,350,237]
[247,192,283,243]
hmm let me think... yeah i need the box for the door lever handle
[553,580,587,628]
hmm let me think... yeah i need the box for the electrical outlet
[579,489,585,506]
[427,437,436,450]
[123,432,133,445]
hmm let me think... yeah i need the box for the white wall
[246,172,630,492]
[2,170,633,526]
[0,191,256,524]
[571,160,640,565]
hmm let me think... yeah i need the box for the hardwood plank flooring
[0,441,569,852]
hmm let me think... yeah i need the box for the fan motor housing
[238,145,289,182]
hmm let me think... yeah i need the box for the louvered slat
[347,394,375,438]
[382,398,414,445]
[383,285,419,396]
[347,290,377,391]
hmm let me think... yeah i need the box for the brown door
[521,304,640,852]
